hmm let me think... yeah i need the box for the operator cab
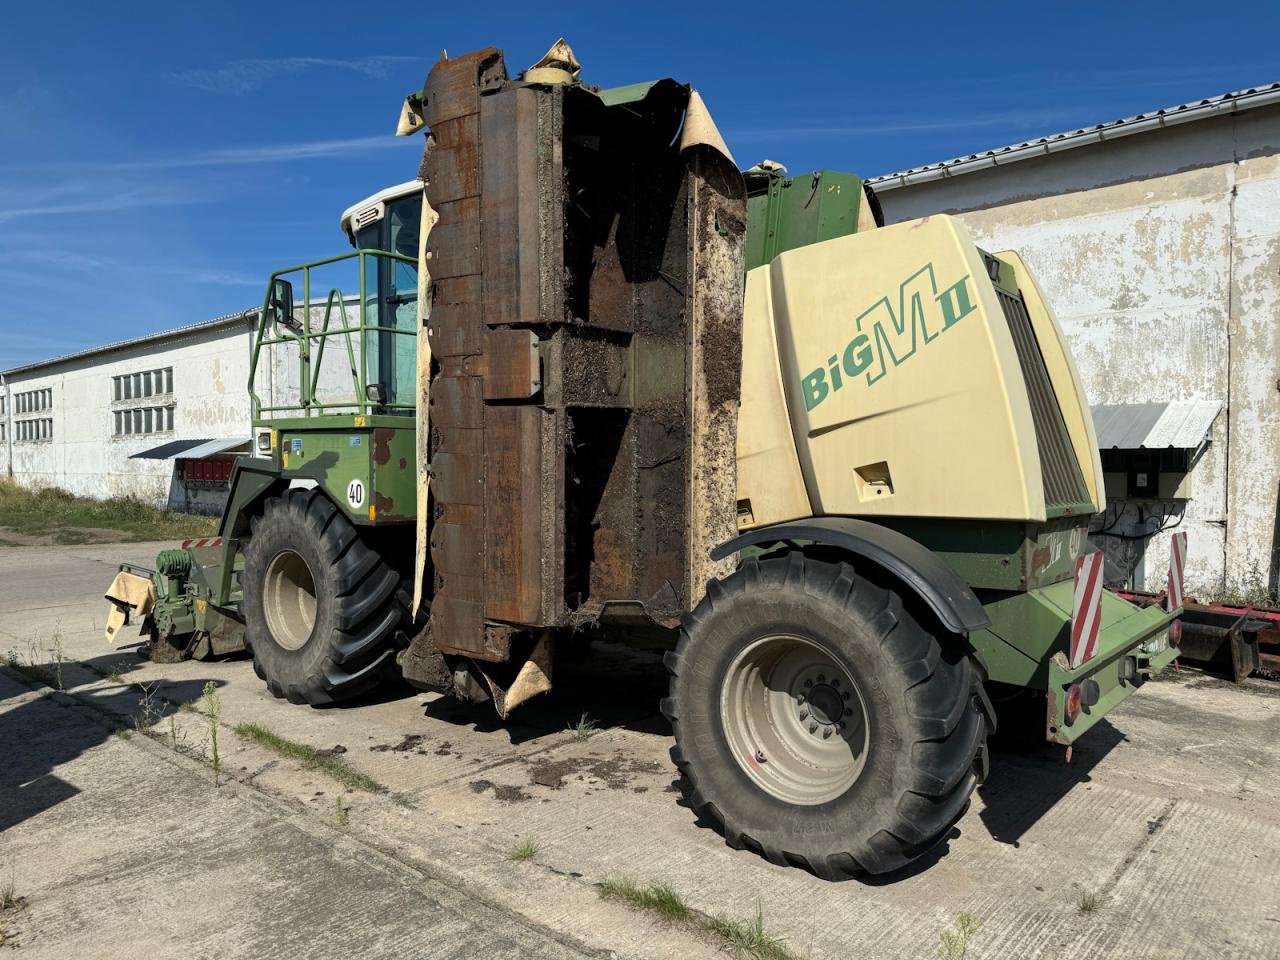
[340,181,424,415]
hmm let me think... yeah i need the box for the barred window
[112,367,173,402]
[112,404,174,436]
[15,418,53,442]
[14,388,52,414]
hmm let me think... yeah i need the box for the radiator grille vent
[996,289,1091,507]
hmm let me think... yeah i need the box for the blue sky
[2,1,1277,367]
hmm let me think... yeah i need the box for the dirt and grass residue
[0,479,218,545]
[234,722,385,793]
[597,877,796,960]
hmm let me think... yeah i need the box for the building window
[14,388,52,415]
[111,367,175,438]
[15,418,52,442]
[112,367,172,403]
[112,404,174,437]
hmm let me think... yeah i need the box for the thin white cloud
[174,56,419,94]
[0,187,203,223]
[0,133,411,178]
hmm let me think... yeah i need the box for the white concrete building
[871,84,1280,598]
[1,313,258,514]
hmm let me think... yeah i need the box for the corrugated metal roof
[174,438,251,459]
[1091,401,1222,450]
[130,438,214,460]
[868,82,1280,191]
[1,309,258,379]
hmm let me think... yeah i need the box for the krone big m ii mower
[106,41,1185,879]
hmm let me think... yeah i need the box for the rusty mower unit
[105,41,1188,879]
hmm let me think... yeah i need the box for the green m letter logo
[802,264,978,411]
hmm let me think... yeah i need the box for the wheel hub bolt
[796,693,805,704]
[831,677,840,688]
[798,707,809,720]
[843,691,851,701]
[822,726,834,739]
[804,679,812,688]
[807,721,818,734]
[817,673,826,682]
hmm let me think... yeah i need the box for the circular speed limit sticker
[347,479,365,509]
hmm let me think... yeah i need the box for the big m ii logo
[802,263,978,411]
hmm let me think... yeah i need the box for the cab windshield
[356,192,421,414]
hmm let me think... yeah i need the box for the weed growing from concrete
[233,721,385,793]
[939,912,981,960]
[113,728,132,741]
[202,682,222,784]
[0,860,16,911]
[87,661,128,684]
[335,797,349,826]
[508,837,539,862]
[4,642,55,688]
[133,680,166,733]
[568,713,599,741]
[391,793,419,810]
[48,628,66,691]
[596,878,793,958]
[1078,889,1105,914]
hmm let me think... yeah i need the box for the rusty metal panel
[429,277,483,358]
[427,114,481,203]
[480,86,564,327]
[429,197,482,280]
[483,404,544,624]
[421,47,503,127]
[479,329,540,400]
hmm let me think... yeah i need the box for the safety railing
[248,249,417,420]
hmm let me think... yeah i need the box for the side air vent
[352,202,384,231]
[995,287,1092,508]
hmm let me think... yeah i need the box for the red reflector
[1065,684,1083,725]
[1169,619,1183,648]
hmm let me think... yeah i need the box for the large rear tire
[242,488,411,706]
[662,552,993,879]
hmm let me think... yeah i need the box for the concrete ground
[2,540,1279,960]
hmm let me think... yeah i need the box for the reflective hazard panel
[1070,551,1105,669]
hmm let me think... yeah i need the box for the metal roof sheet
[174,437,251,460]
[130,438,213,460]
[130,437,250,460]
[1,309,258,379]
[868,82,1280,191]
[1091,401,1222,450]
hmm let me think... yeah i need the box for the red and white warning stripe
[181,537,223,549]
[1070,550,1105,670]
[1166,531,1187,612]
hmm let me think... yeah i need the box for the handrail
[248,248,417,420]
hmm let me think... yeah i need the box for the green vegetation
[1078,889,1104,914]
[596,877,794,959]
[335,797,349,826]
[939,912,981,960]
[0,479,217,544]
[202,682,223,784]
[507,837,539,862]
[234,721,385,793]
[567,713,600,741]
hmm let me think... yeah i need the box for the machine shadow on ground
[0,655,222,833]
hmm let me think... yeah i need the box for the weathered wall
[878,107,1280,596]
[2,323,254,505]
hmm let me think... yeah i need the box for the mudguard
[712,517,990,635]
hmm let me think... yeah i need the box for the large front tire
[242,489,411,705]
[662,552,993,879]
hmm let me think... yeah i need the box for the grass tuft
[507,837,539,862]
[335,797,349,826]
[234,721,385,793]
[597,878,792,958]
[567,713,599,741]
[0,478,217,543]
[1078,889,1105,914]
[939,911,981,960]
